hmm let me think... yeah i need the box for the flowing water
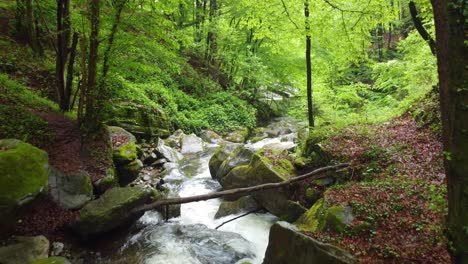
[96,118,303,264]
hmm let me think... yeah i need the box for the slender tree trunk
[430,0,468,262]
[84,0,101,132]
[56,0,72,111]
[409,1,436,55]
[77,33,88,124]
[16,0,42,54]
[64,32,78,111]
[305,0,314,128]
[206,0,218,64]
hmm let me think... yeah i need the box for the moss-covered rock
[30,257,72,264]
[0,139,49,235]
[73,187,155,237]
[215,146,253,181]
[295,199,354,233]
[0,236,49,264]
[224,128,249,143]
[108,126,138,165]
[208,143,242,179]
[220,153,306,222]
[106,103,171,140]
[215,196,261,219]
[94,167,119,194]
[116,159,143,186]
[49,167,93,210]
[263,221,354,264]
[305,187,320,204]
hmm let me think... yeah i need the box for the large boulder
[108,126,138,165]
[73,187,159,237]
[215,146,253,181]
[215,196,261,219]
[108,126,142,186]
[107,103,171,140]
[263,221,354,264]
[295,198,355,233]
[0,236,50,264]
[208,143,242,179]
[220,152,306,222]
[155,140,183,163]
[116,159,143,186]
[223,128,249,143]
[0,139,49,235]
[200,129,223,144]
[180,134,204,154]
[49,168,93,210]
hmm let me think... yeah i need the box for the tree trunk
[409,1,436,55]
[84,0,101,132]
[305,0,314,128]
[16,0,42,54]
[56,0,71,111]
[430,0,468,261]
[206,0,218,64]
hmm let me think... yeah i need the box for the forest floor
[305,116,450,263]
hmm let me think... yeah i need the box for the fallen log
[131,163,349,215]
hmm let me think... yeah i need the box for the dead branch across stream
[131,163,349,215]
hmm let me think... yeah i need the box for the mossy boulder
[0,236,50,264]
[295,199,354,233]
[0,139,49,235]
[49,168,93,210]
[224,128,249,143]
[263,221,354,264]
[301,138,331,167]
[116,159,143,186]
[208,143,242,179]
[106,103,171,140]
[220,153,306,222]
[200,129,223,144]
[73,187,158,237]
[30,257,72,264]
[108,126,138,165]
[93,167,119,194]
[215,146,253,181]
[215,196,261,219]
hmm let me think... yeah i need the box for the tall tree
[305,0,314,127]
[430,0,468,262]
[56,0,78,112]
[16,0,42,54]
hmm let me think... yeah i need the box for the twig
[215,208,263,230]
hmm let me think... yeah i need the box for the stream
[94,118,303,264]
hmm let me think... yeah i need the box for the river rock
[155,140,183,163]
[215,146,253,180]
[73,187,159,237]
[223,128,249,143]
[263,221,354,264]
[200,129,223,143]
[220,153,306,222]
[215,196,261,219]
[116,159,143,186]
[93,167,118,194]
[180,134,204,154]
[108,126,138,165]
[49,168,93,210]
[0,139,49,236]
[0,236,50,264]
[30,257,72,264]
[208,143,242,179]
[106,103,171,140]
[164,129,185,149]
[295,198,355,233]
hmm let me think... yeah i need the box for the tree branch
[280,0,299,29]
[409,1,436,55]
[131,163,349,215]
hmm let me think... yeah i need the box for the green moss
[295,198,326,232]
[113,142,137,165]
[325,206,348,233]
[0,139,48,206]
